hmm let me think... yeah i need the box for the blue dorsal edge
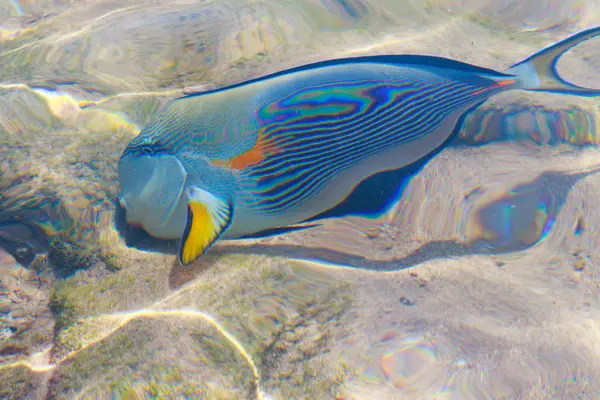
[179,54,512,100]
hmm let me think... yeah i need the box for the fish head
[118,150,188,239]
[118,142,234,266]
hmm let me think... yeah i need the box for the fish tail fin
[504,26,600,97]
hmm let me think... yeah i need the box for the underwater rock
[0,221,49,268]
[0,248,54,365]
[458,102,599,146]
[0,88,139,276]
[0,248,55,400]
[47,254,355,399]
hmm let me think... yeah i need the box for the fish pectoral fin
[178,186,233,266]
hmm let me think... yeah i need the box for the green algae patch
[155,254,357,399]
[0,365,35,399]
[47,252,358,399]
[50,256,173,351]
[49,316,257,399]
[0,364,50,400]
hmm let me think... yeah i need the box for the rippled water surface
[1,0,600,399]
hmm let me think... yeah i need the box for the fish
[118,26,600,266]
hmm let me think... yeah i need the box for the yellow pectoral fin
[178,188,233,266]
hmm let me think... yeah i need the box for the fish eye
[139,145,154,155]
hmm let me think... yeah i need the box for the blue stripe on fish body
[230,65,508,217]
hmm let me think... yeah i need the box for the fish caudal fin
[178,186,233,266]
[505,26,600,96]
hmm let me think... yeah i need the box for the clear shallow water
[0,0,600,399]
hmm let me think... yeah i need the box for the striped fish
[118,27,600,265]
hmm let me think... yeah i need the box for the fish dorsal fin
[178,186,233,266]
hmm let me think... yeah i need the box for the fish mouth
[118,195,137,225]
[118,196,128,211]
[119,198,140,228]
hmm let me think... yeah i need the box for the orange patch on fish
[472,79,517,95]
[213,129,279,169]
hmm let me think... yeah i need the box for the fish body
[118,27,600,265]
